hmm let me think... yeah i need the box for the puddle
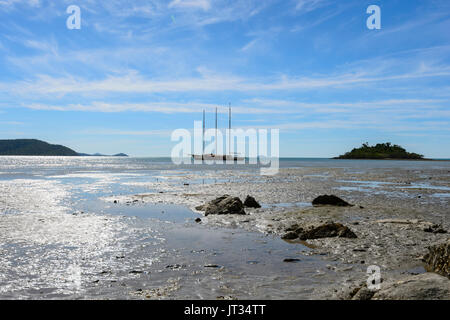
[337,180,397,188]
[262,202,312,209]
[432,193,450,198]
[102,202,198,223]
[400,184,450,191]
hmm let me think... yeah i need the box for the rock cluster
[196,194,262,216]
[282,222,357,240]
[196,195,246,216]
[371,273,450,300]
[312,195,353,207]
[349,273,450,300]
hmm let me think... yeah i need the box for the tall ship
[192,105,244,162]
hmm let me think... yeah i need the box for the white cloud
[295,0,326,13]
[168,0,211,11]
[4,64,449,98]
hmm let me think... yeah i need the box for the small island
[0,139,128,157]
[334,142,424,160]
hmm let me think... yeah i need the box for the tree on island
[335,142,424,160]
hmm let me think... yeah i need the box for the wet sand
[109,165,450,298]
[1,158,449,299]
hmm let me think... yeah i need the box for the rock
[195,218,202,223]
[312,195,353,207]
[423,224,447,234]
[204,195,246,216]
[283,258,300,263]
[424,239,450,278]
[129,270,144,274]
[243,195,261,208]
[166,264,185,270]
[195,204,206,211]
[281,231,301,240]
[282,222,356,240]
[204,264,221,268]
[300,223,357,240]
[371,273,450,300]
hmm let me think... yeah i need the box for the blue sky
[0,0,449,157]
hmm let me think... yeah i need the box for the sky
[0,0,449,157]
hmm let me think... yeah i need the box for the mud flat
[110,165,450,299]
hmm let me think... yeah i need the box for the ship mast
[228,103,231,155]
[215,107,218,155]
[202,109,205,155]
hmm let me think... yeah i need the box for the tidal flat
[0,157,449,299]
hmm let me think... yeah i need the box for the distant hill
[78,152,129,157]
[0,139,128,157]
[0,139,78,156]
[335,142,424,160]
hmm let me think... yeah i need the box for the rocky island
[0,139,127,157]
[335,142,424,160]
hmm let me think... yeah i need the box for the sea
[0,156,449,299]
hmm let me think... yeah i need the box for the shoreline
[1,158,448,299]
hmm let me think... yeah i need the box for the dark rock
[129,270,143,274]
[166,264,185,270]
[282,222,356,240]
[243,195,261,208]
[423,224,447,234]
[113,200,118,204]
[298,223,357,240]
[195,218,202,223]
[351,287,375,300]
[204,195,246,216]
[281,231,301,240]
[424,239,450,278]
[204,264,221,268]
[312,195,353,207]
[195,204,206,211]
[283,258,300,263]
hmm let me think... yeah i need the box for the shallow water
[1,156,449,299]
[0,157,336,300]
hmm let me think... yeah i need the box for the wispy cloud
[3,65,449,97]
[168,0,211,11]
[294,0,327,13]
